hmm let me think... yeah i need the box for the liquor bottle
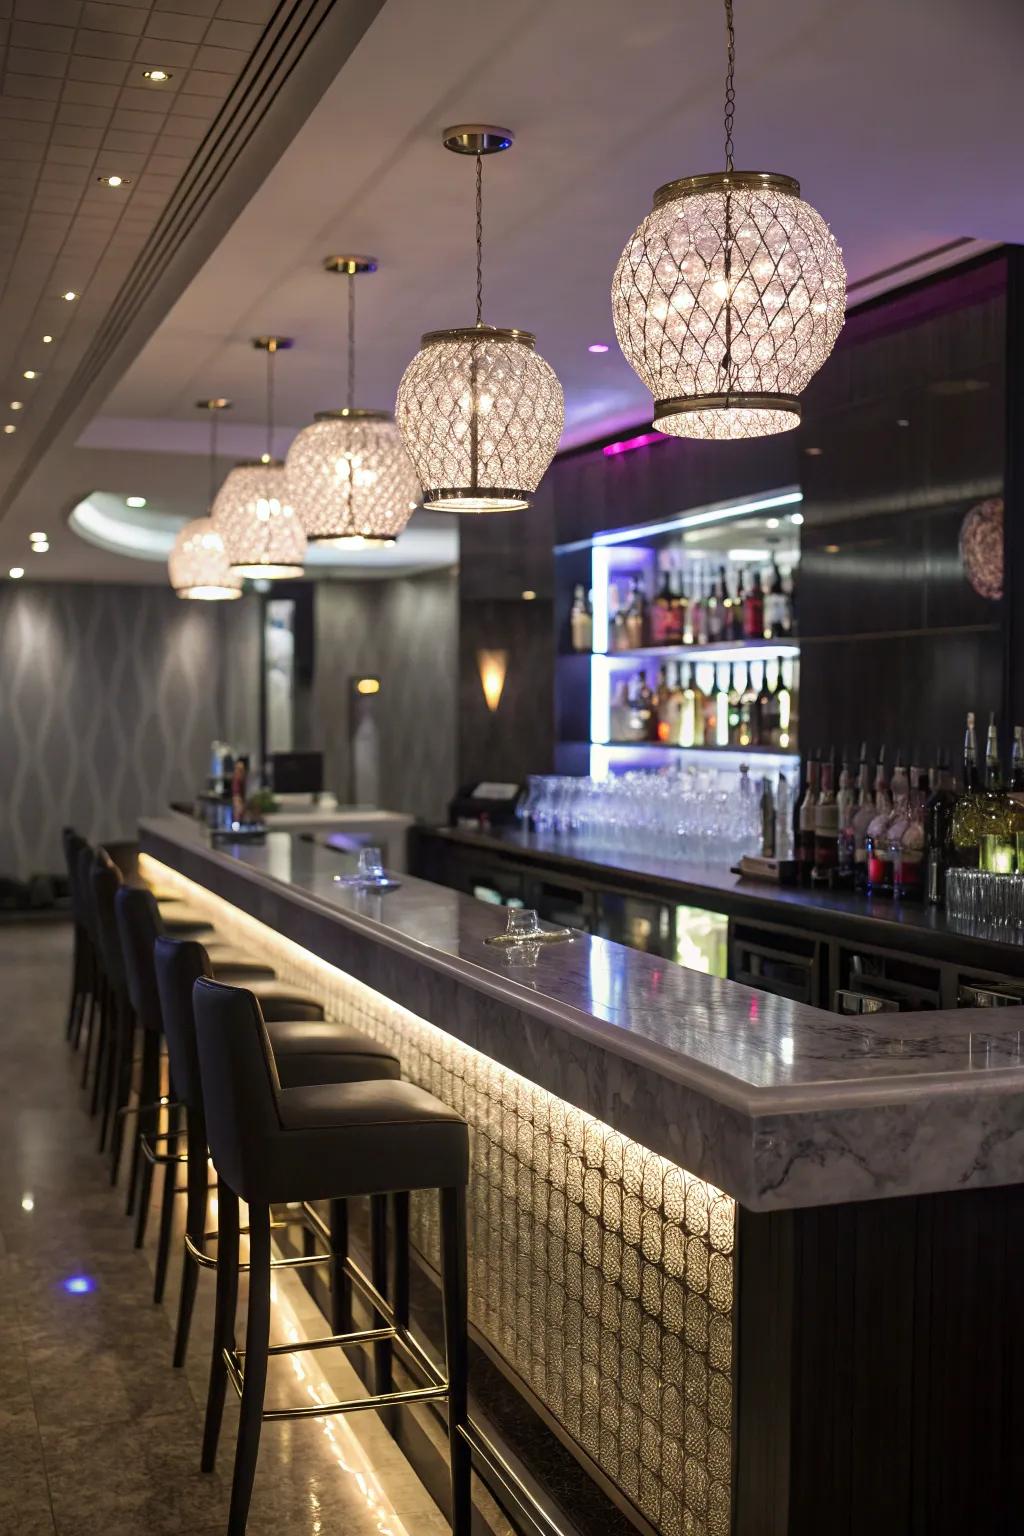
[665,559,684,645]
[796,754,820,885]
[1007,726,1024,838]
[864,752,896,894]
[681,566,695,645]
[610,582,628,653]
[760,777,776,858]
[739,661,761,748]
[714,664,731,748]
[727,663,744,746]
[757,659,777,748]
[812,750,839,885]
[627,671,656,741]
[738,763,758,849]
[778,657,797,750]
[705,569,723,642]
[775,773,795,860]
[978,712,1012,861]
[743,568,765,640]
[834,751,855,888]
[688,569,704,648]
[731,570,746,641]
[649,558,675,646]
[951,712,983,867]
[764,556,786,639]
[894,767,929,900]
[624,577,648,650]
[782,566,796,635]
[569,584,593,652]
[659,660,684,743]
[679,662,698,748]
[697,662,718,746]
[847,744,875,891]
[653,663,672,743]
[721,566,736,642]
[925,753,957,905]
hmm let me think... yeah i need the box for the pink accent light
[602,430,665,457]
[588,343,609,353]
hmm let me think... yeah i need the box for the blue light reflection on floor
[62,1275,96,1295]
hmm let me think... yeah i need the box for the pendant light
[611,0,845,440]
[212,337,306,578]
[396,125,563,512]
[286,257,420,547]
[167,398,242,600]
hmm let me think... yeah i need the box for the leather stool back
[116,886,167,1037]
[153,935,211,1127]
[192,979,281,1204]
[91,848,126,999]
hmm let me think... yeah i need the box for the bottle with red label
[743,568,765,640]
[865,753,903,894]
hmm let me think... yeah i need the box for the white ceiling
[2,0,1023,582]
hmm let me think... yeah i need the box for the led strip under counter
[142,853,737,1536]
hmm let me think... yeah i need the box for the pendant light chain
[723,0,736,172]
[475,154,483,327]
[347,270,356,410]
[265,339,276,460]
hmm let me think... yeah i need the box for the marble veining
[140,818,1024,1211]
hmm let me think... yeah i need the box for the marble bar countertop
[140,815,1024,1214]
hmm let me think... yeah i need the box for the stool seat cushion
[205,948,278,981]
[267,1019,400,1088]
[247,983,324,1022]
[161,915,216,938]
[266,1079,468,1202]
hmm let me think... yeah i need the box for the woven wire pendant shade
[211,460,306,578]
[286,410,420,545]
[395,325,564,512]
[612,172,845,439]
[168,517,242,600]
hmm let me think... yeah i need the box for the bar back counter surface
[140,815,1024,1536]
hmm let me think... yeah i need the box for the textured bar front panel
[144,857,738,1535]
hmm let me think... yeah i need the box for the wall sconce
[477,649,508,713]
[355,676,380,695]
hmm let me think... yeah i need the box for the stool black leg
[173,1113,206,1368]
[441,1185,471,1536]
[393,1191,410,1332]
[65,926,82,1042]
[370,1193,392,1395]
[152,1104,181,1302]
[89,971,108,1119]
[228,1200,271,1535]
[128,1030,161,1223]
[202,1180,239,1473]
[328,1198,351,1335]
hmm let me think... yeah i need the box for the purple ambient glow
[63,1275,95,1295]
[588,343,609,353]
[602,431,664,457]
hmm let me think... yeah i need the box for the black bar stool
[61,828,88,1047]
[192,977,471,1536]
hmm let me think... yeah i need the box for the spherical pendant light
[213,459,306,579]
[395,126,563,512]
[168,517,241,600]
[287,258,420,545]
[212,337,306,579]
[611,2,845,440]
[166,398,240,599]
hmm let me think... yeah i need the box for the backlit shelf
[594,639,799,663]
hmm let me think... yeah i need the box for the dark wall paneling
[0,583,260,878]
[797,253,1008,760]
[458,597,555,789]
[313,571,457,825]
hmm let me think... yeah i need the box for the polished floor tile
[0,921,459,1536]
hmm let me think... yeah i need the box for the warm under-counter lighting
[9,567,24,579]
[477,648,508,712]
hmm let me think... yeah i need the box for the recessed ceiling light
[10,401,22,411]
[31,541,49,554]
[588,343,609,354]
[789,512,805,526]
[22,370,37,380]
[3,424,15,435]
[9,567,24,579]
[125,495,147,508]
[803,446,823,456]
[766,517,779,529]
[521,589,537,600]
[42,334,53,344]
[61,291,77,302]
[97,174,130,188]
[30,531,46,541]
[143,68,172,83]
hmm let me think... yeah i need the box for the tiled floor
[0,920,457,1536]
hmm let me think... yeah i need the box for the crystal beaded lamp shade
[395,325,564,512]
[212,460,306,578]
[285,410,420,545]
[167,517,242,600]
[612,172,845,440]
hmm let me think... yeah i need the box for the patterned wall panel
[146,857,738,1536]
[314,572,458,825]
[0,583,258,878]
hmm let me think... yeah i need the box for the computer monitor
[269,751,324,795]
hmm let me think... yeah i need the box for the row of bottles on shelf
[780,714,1024,904]
[610,657,798,751]
[569,555,797,653]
